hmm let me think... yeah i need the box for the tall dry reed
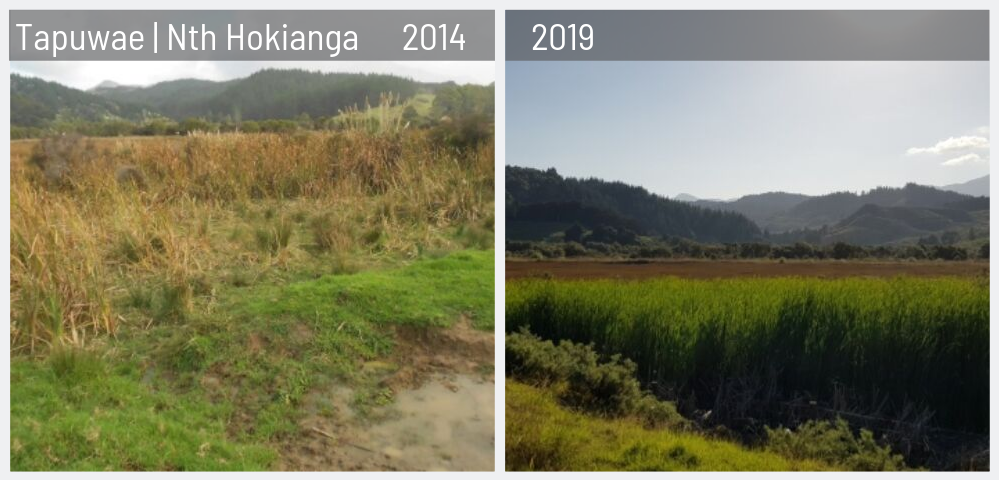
[11,132,493,354]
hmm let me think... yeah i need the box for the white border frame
[3,1,995,475]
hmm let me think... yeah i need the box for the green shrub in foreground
[506,329,686,428]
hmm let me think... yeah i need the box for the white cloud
[941,153,987,167]
[907,128,991,169]
[906,135,990,155]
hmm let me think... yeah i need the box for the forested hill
[691,192,811,226]
[11,74,150,127]
[93,69,433,121]
[688,181,984,235]
[93,78,235,120]
[763,183,974,232]
[11,69,457,127]
[506,166,761,243]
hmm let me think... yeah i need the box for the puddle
[278,320,495,471]
[281,373,494,471]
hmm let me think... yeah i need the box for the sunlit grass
[506,381,832,471]
[11,352,275,471]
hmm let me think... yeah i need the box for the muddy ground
[506,259,988,280]
[277,319,495,471]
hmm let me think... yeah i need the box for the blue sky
[507,62,989,199]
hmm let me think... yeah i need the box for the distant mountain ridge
[683,181,986,234]
[509,166,988,246]
[940,175,989,197]
[673,193,699,202]
[692,192,811,227]
[763,183,972,232]
[90,80,138,92]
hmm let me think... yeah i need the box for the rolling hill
[11,70,446,126]
[693,192,811,227]
[510,167,988,246]
[689,183,980,235]
[11,74,150,126]
[93,78,236,119]
[822,204,984,245]
[506,166,761,243]
[762,184,973,232]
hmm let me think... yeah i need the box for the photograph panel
[504,11,989,472]
[10,57,495,471]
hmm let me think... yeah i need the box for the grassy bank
[507,381,836,471]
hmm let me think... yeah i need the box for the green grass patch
[506,381,831,471]
[10,353,275,471]
[121,249,492,443]
[238,249,494,330]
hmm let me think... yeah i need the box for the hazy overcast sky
[507,61,989,199]
[10,60,495,89]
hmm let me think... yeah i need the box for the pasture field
[505,273,989,470]
[10,131,495,471]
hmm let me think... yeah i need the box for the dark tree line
[507,238,988,262]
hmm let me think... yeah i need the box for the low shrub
[507,329,686,428]
[766,419,907,471]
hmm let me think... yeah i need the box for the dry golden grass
[10,132,494,354]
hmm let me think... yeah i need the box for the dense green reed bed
[507,277,988,431]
